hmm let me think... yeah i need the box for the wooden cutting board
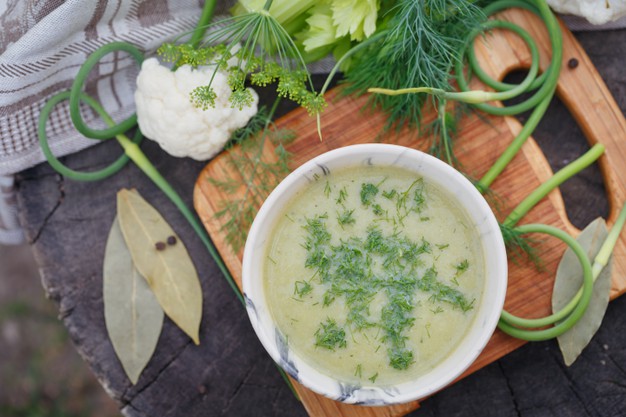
[193,8,626,417]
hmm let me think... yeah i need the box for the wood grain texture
[193,9,626,417]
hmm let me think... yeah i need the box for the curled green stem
[504,143,605,227]
[473,0,563,189]
[498,224,593,341]
[189,0,217,49]
[498,203,626,340]
[39,90,245,306]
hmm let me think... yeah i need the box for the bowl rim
[242,143,508,405]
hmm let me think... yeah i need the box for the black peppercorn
[167,235,177,246]
[568,58,579,69]
[155,241,166,251]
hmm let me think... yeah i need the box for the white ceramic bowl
[242,144,507,405]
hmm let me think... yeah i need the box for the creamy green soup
[264,165,484,385]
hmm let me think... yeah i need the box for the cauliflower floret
[547,0,626,25]
[134,58,258,161]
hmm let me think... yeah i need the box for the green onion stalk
[499,201,626,341]
[495,143,614,341]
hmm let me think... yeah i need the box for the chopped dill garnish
[336,186,348,205]
[389,349,414,370]
[324,181,331,198]
[360,183,379,206]
[315,319,347,351]
[294,280,313,298]
[322,292,335,307]
[431,306,444,314]
[412,178,427,213]
[337,209,356,227]
[419,266,474,311]
[382,189,397,200]
[437,243,449,250]
[452,259,470,286]
[303,213,331,270]
[372,204,385,216]
[300,194,473,370]
[355,364,363,378]
[368,372,379,383]
[394,178,426,224]
[455,259,470,274]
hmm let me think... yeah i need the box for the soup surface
[264,165,485,385]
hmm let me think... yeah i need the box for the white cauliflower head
[134,58,259,161]
[547,0,626,25]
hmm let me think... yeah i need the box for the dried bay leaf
[117,189,202,344]
[104,217,164,384]
[552,218,612,366]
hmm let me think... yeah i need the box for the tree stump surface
[15,29,626,417]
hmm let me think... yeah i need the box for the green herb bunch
[209,103,296,252]
[341,0,485,134]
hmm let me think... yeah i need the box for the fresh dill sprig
[341,0,485,133]
[210,101,295,252]
[500,222,542,268]
[157,3,325,115]
[228,105,273,146]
